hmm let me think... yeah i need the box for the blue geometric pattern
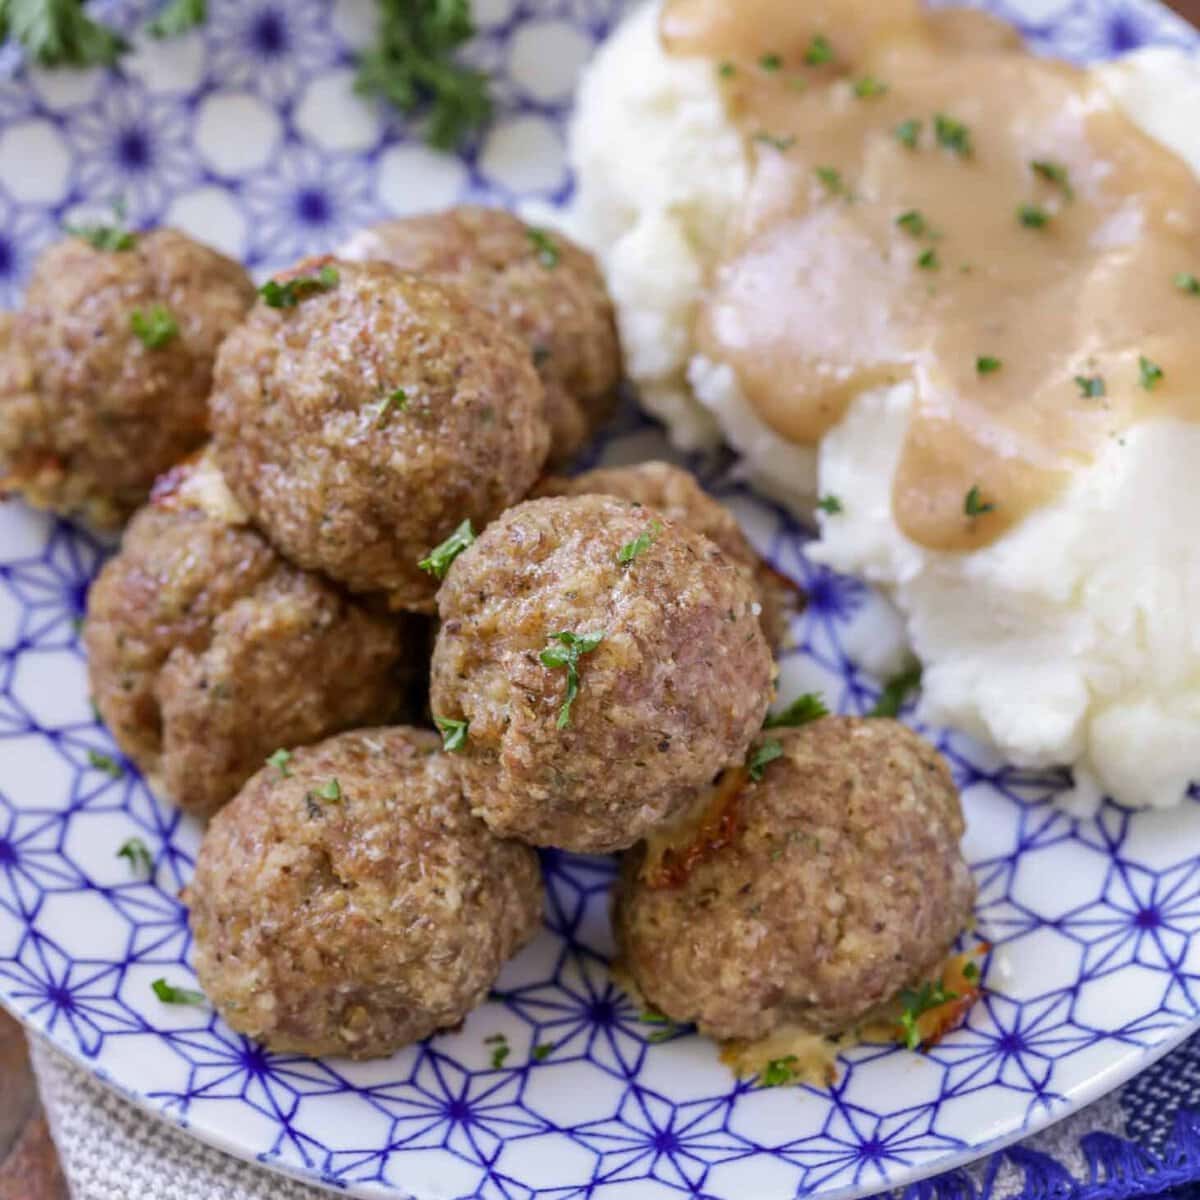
[0,2,1198,1198]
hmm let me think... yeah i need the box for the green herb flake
[748,739,784,782]
[717,60,736,79]
[540,630,606,729]
[853,75,888,99]
[898,981,957,1050]
[418,518,475,579]
[1017,204,1050,229]
[896,209,928,238]
[868,666,922,718]
[760,1056,800,1087]
[147,0,207,38]
[531,1043,555,1061]
[434,716,469,752]
[963,960,981,982]
[315,778,342,802]
[527,227,560,269]
[759,52,782,71]
[917,248,940,271]
[265,748,292,777]
[487,1035,510,1069]
[803,34,834,65]
[117,837,153,877]
[764,692,828,730]
[934,113,972,157]
[816,494,843,515]
[893,118,921,149]
[372,387,409,426]
[1139,355,1164,391]
[814,165,845,195]
[258,264,340,309]
[754,131,796,152]
[1173,272,1200,296]
[87,749,124,779]
[1030,159,1073,199]
[976,356,1003,376]
[639,1010,671,1025]
[964,484,995,518]
[1075,374,1106,399]
[65,221,136,252]
[618,521,662,566]
[152,977,206,1006]
[130,304,178,350]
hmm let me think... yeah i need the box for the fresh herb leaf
[147,0,206,38]
[896,209,928,238]
[934,113,972,157]
[1139,355,1164,390]
[853,75,888,98]
[418,518,475,579]
[760,1056,799,1087]
[869,666,922,718]
[117,837,153,877]
[87,749,124,779]
[963,960,980,981]
[540,630,605,729]
[2,0,127,67]
[893,118,921,149]
[152,977,206,1006]
[764,693,828,729]
[531,1042,555,1061]
[748,739,784,782]
[759,52,782,71]
[803,33,833,65]
[618,521,662,566]
[1174,272,1200,296]
[1075,374,1106,398]
[258,264,340,309]
[976,356,1003,375]
[374,387,408,427]
[486,1034,510,1069]
[435,715,469,752]
[266,748,292,777]
[816,494,842,515]
[639,1011,671,1025]
[1030,159,1073,199]
[65,219,136,252]
[527,227,559,269]
[130,304,178,350]
[355,0,493,151]
[814,165,845,195]
[1017,204,1050,229]
[754,131,796,152]
[964,484,995,518]
[314,778,341,802]
[917,248,940,271]
[717,60,735,79]
[899,981,957,1050]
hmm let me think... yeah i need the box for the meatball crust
[429,494,773,852]
[210,259,551,611]
[536,461,799,647]
[614,717,976,1042]
[341,207,621,465]
[187,727,544,1059]
[0,230,255,526]
[85,454,411,816]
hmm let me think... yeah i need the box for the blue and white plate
[1,2,1199,1198]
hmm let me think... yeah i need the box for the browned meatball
[210,259,551,612]
[186,726,544,1059]
[341,207,621,465]
[429,494,773,852]
[0,230,254,527]
[536,461,801,647]
[85,453,412,816]
[614,717,976,1042]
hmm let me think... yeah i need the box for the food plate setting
[1,2,1199,1199]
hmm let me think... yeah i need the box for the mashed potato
[570,4,1200,809]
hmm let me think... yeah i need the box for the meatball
[429,494,773,852]
[0,229,255,526]
[341,207,621,465]
[210,259,551,611]
[614,717,976,1042]
[186,726,544,1059]
[536,461,800,647]
[85,453,413,816]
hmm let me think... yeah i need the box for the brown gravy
[662,1,1200,550]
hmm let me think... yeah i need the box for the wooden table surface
[1,3,1197,1195]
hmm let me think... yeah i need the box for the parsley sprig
[764,692,828,730]
[899,981,957,1050]
[869,666,922,718]
[117,837,153,878]
[748,739,784,781]
[435,715,469,752]
[418,518,475,580]
[618,521,662,566]
[540,630,605,729]
[152,977,206,1006]
[130,304,178,350]
[258,264,340,309]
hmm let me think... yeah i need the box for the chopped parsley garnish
[532,1042,555,1061]
[1075,374,1106,398]
[760,1056,800,1087]
[314,778,342,802]
[898,981,957,1050]
[764,692,828,729]
[963,485,995,518]
[896,209,928,238]
[754,131,796,152]
[963,960,980,982]
[803,34,834,65]
[1017,204,1050,229]
[130,304,179,350]
[1030,159,1073,199]
[1174,272,1200,296]
[152,978,206,1006]
[816,494,843,515]
[266,748,292,777]
[893,118,921,149]
[258,264,340,309]
[87,750,124,779]
[748,739,784,782]
[869,666,922,718]
[527,227,560,269]
[374,387,408,427]
[1139,355,1164,390]
[485,1033,510,1069]
[618,521,662,565]
[934,113,972,157]
[418,518,475,579]
[717,60,736,79]
[540,630,605,729]
[976,356,1003,375]
[117,837,153,877]
[814,166,845,195]
[853,75,888,99]
[147,0,207,38]
[917,248,940,271]
[639,1010,670,1025]
[759,52,782,71]
[3,0,127,66]
[435,716,469,752]
[65,219,136,252]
